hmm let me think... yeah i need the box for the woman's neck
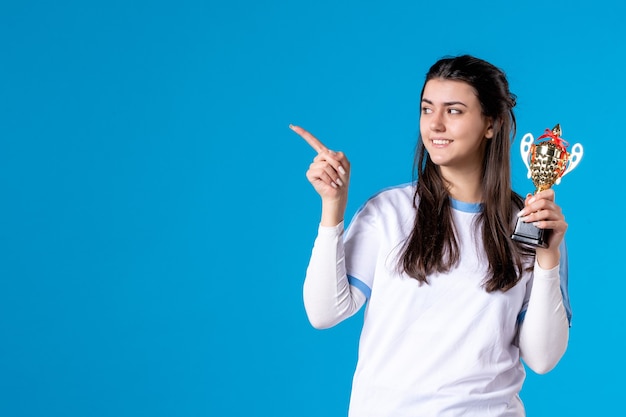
[441,167,483,203]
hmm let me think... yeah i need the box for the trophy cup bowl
[511,124,583,248]
[529,141,568,193]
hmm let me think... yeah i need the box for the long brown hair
[399,55,532,292]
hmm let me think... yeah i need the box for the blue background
[1,0,621,416]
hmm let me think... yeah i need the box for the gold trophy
[511,124,583,247]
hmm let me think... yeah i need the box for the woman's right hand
[290,124,350,226]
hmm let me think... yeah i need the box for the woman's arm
[291,124,363,328]
[518,262,569,373]
[303,222,367,329]
[516,188,570,373]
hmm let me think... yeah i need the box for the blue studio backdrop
[1,0,621,416]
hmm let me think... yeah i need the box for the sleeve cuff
[317,221,344,236]
[533,260,559,281]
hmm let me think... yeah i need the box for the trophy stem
[511,217,549,248]
[512,187,549,247]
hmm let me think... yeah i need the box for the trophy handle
[555,142,584,184]
[520,133,534,179]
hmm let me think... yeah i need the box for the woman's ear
[485,118,494,139]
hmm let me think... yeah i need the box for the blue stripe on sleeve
[348,275,372,299]
[559,239,573,326]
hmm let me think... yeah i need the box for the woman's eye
[422,107,432,114]
[448,108,462,114]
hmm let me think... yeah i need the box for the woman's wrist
[320,198,346,227]
[535,248,560,270]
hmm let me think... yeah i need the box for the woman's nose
[430,111,445,131]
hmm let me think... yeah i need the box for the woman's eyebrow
[421,98,468,107]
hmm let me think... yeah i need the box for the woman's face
[420,78,493,174]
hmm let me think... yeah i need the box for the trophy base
[511,218,549,248]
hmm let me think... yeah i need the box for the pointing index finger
[289,124,329,154]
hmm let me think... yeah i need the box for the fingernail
[517,210,525,218]
[336,178,343,187]
[528,197,536,204]
[338,166,346,175]
[331,182,338,189]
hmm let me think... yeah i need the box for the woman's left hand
[517,189,567,269]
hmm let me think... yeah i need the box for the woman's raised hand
[290,124,350,226]
[518,189,568,269]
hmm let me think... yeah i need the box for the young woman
[290,55,570,416]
